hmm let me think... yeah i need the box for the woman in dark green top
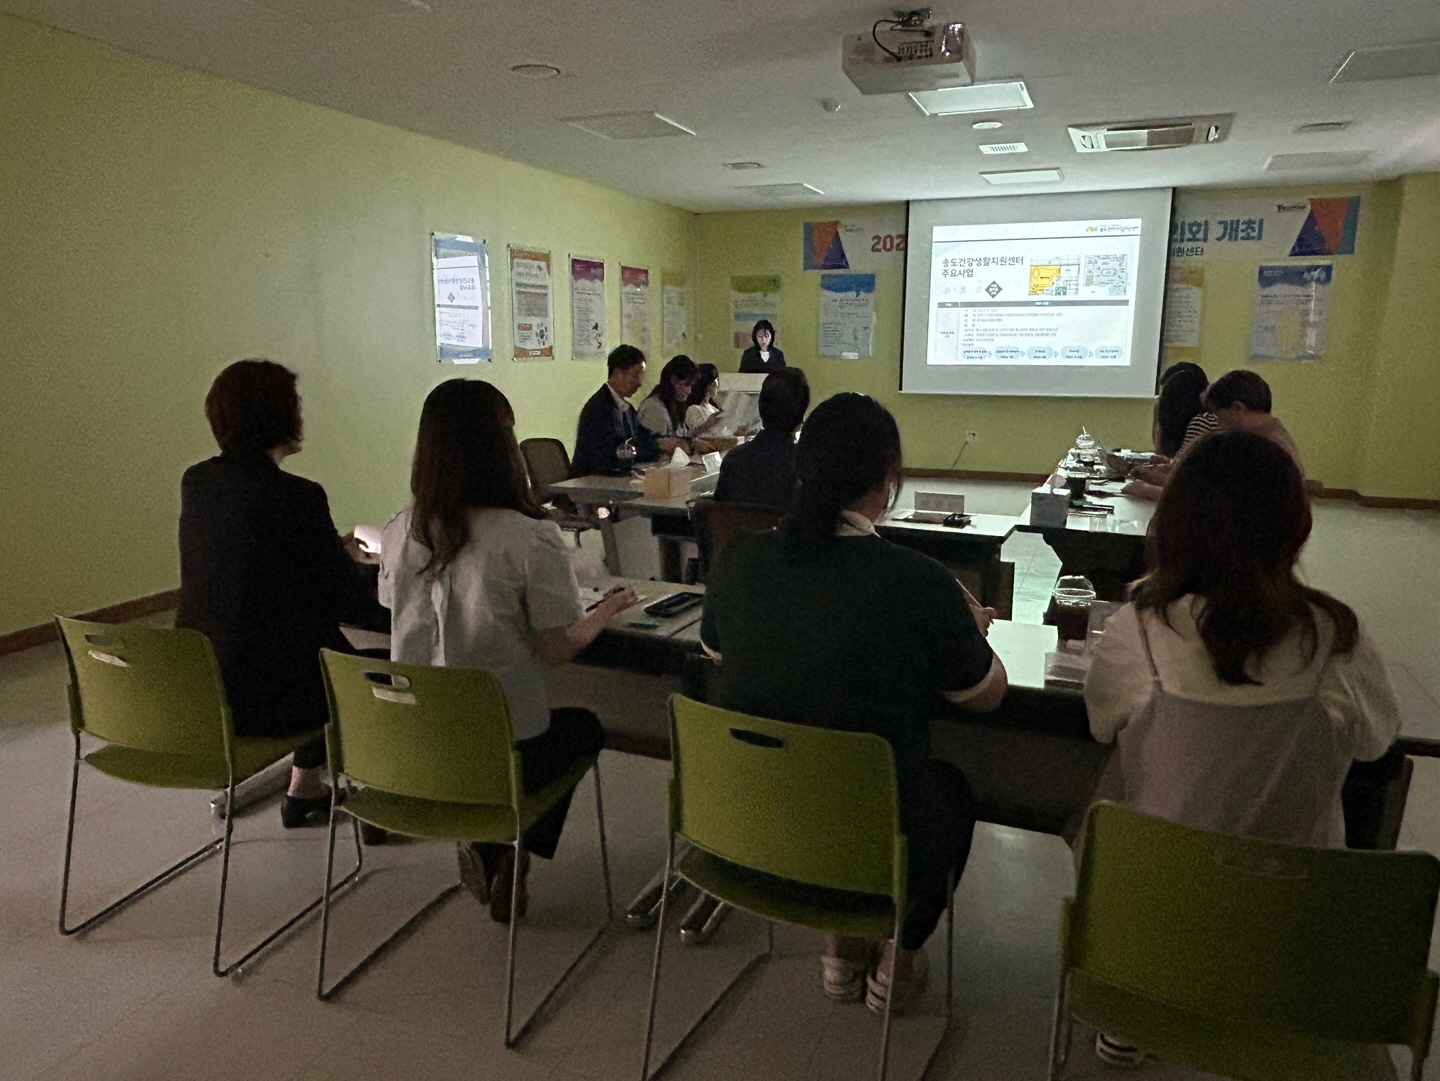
[701,393,1007,1012]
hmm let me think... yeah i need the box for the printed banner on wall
[1170,195,1360,262]
[509,246,554,358]
[802,209,908,270]
[569,256,606,358]
[730,274,782,351]
[661,270,690,357]
[1249,263,1332,362]
[1161,264,1205,364]
[619,265,651,355]
[818,273,876,358]
[431,233,490,363]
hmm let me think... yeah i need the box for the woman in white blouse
[1086,429,1399,847]
[380,379,636,921]
[1083,429,1398,1066]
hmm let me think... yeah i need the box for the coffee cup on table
[1052,575,1097,651]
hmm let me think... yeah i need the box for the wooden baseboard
[0,589,180,658]
[905,468,1050,484]
[1355,495,1440,510]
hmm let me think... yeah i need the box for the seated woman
[701,393,1007,1013]
[380,379,636,922]
[1120,362,1217,500]
[636,354,699,457]
[682,363,722,439]
[713,367,809,510]
[177,359,371,828]
[1088,429,1399,845]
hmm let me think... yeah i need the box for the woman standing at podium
[738,319,786,373]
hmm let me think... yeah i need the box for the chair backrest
[1070,801,1440,1054]
[55,616,231,760]
[668,695,904,901]
[693,499,783,582]
[320,650,517,806]
[520,437,572,503]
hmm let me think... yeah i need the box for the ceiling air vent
[1068,114,1232,153]
[978,141,1028,155]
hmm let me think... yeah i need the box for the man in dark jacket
[571,344,657,475]
[714,368,810,509]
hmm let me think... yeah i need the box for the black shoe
[489,848,530,924]
[359,822,389,846]
[457,843,490,905]
[280,787,332,829]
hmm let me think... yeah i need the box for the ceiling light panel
[1265,152,1370,171]
[738,183,824,197]
[980,168,1062,185]
[562,112,696,140]
[909,80,1033,117]
[1331,41,1440,82]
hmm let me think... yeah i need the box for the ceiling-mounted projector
[842,9,976,95]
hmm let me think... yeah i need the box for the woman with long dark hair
[178,359,370,829]
[738,319,786,373]
[1121,362,1218,499]
[1088,429,1398,846]
[682,363,722,436]
[700,393,1007,1014]
[636,354,698,454]
[380,379,636,921]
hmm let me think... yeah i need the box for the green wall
[0,15,695,636]
[695,180,1439,496]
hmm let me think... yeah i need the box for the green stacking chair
[54,616,362,977]
[1049,801,1440,1081]
[640,695,956,1081]
[316,649,613,1048]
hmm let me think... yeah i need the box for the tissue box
[643,467,693,498]
[1029,486,1070,527]
[915,492,965,515]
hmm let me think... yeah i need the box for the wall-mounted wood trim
[1356,495,1440,511]
[0,589,180,658]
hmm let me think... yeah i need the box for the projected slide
[927,219,1142,368]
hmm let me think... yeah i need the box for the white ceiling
[7,0,1440,211]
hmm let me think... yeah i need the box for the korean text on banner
[818,273,876,358]
[509,246,554,358]
[620,265,651,355]
[570,257,606,358]
[1169,194,1361,262]
[431,233,490,363]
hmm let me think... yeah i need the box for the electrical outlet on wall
[965,430,980,443]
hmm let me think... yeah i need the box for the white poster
[662,270,689,356]
[509,246,554,358]
[431,233,490,363]
[570,256,606,358]
[730,274,782,351]
[1162,263,1205,363]
[1249,263,1332,362]
[818,273,876,358]
[620,265,651,355]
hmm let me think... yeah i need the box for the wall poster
[509,245,554,358]
[730,274,782,351]
[661,269,690,357]
[431,232,490,363]
[569,256,606,358]
[1249,263,1332,362]
[818,273,876,358]
[620,265,651,355]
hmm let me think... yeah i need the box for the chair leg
[1046,974,1072,1081]
[316,804,454,1001]
[876,914,902,1081]
[640,837,774,1081]
[504,763,617,1048]
[59,739,224,937]
[214,780,365,978]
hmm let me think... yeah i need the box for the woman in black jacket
[738,319,786,373]
[176,359,368,828]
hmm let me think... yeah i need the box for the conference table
[1015,477,1156,601]
[553,469,1021,613]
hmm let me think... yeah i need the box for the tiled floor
[3,486,1437,1080]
